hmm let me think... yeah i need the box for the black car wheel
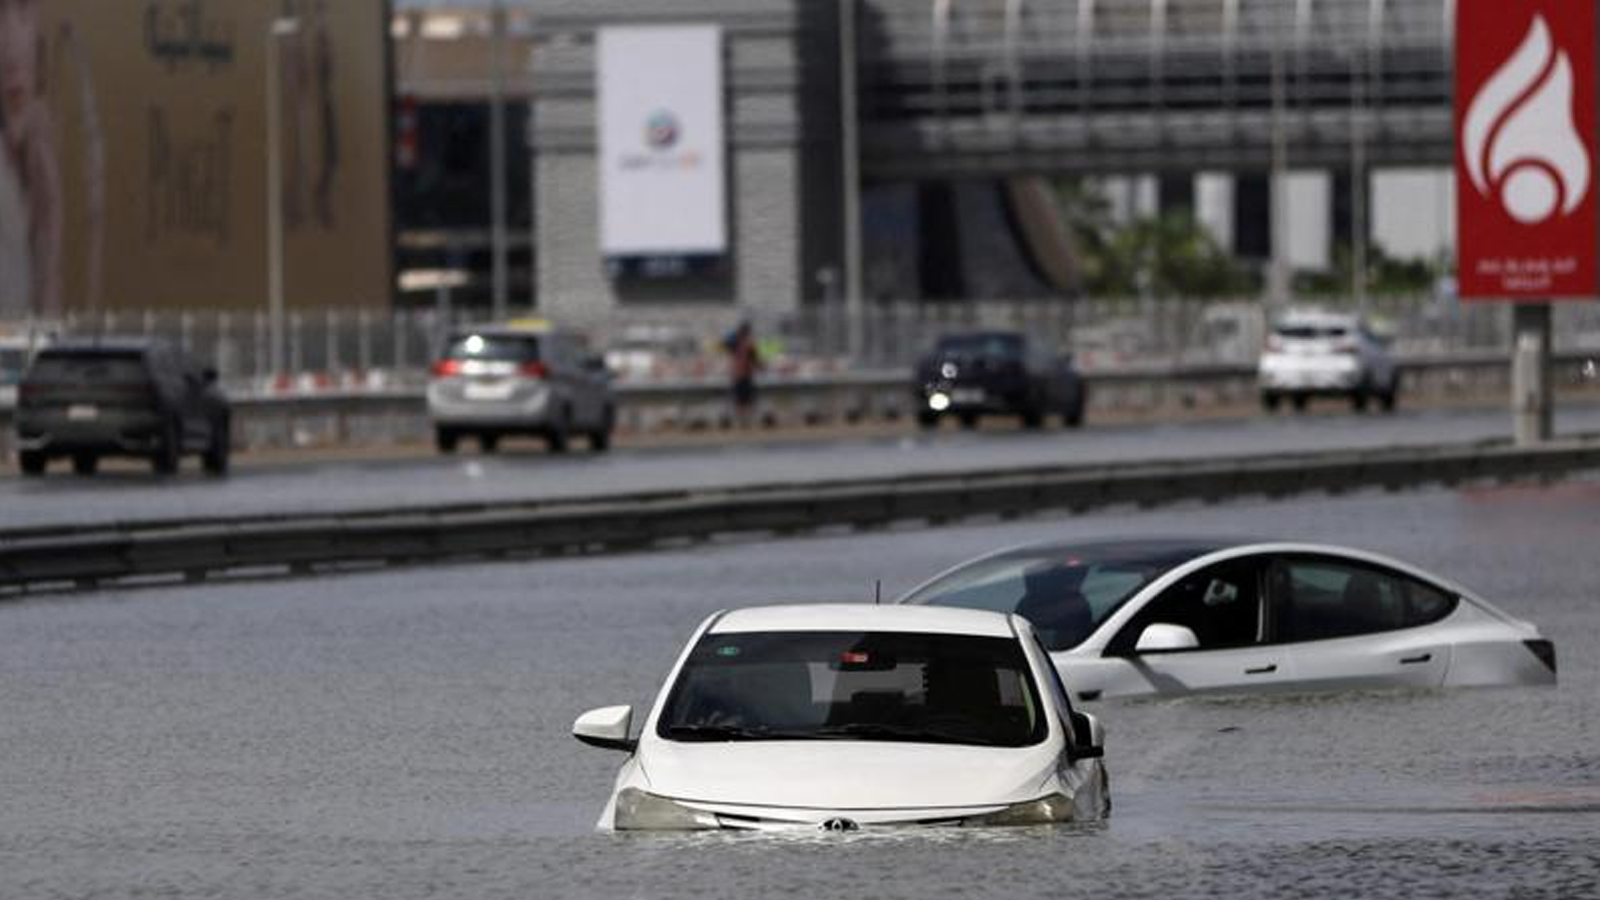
[546,409,570,454]
[19,451,47,476]
[1021,405,1044,430]
[958,412,979,430]
[151,418,181,475]
[479,433,501,454]
[1063,401,1085,429]
[435,427,459,454]
[1291,394,1309,413]
[1261,392,1281,413]
[916,410,940,430]
[72,454,99,476]
[1350,389,1370,413]
[1379,380,1399,413]
[203,417,231,475]
[589,406,614,453]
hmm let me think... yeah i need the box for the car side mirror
[1066,710,1105,761]
[573,705,636,752]
[1134,623,1200,654]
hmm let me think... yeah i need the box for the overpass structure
[857,0,1453,179]
[406,0,1458,319]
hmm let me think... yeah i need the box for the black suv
[13,339,231,476]
[914,330,1085,430]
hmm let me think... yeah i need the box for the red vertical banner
[1456,1,1598,299]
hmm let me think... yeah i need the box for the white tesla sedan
[900,539,1557,701]
[571,604,1110,831]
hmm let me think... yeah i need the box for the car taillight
[519,361,548,378]
[431,359,463,378]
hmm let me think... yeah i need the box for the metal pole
[266,17,300,383]
[1350,50,1367,314]
[1267,6,1290,309]
[489,0,509,320]
[1511,303,1553,446]
[840,0,865,362]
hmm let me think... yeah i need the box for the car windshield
[935,334,1023,360]
[901,543,1212,650]
[27,351,148,385]
[656,630,1047,748]
[443,334,540,363]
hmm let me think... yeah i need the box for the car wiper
[812,723,1003,746]
[664,724,820,742]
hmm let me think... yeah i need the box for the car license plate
[66,404,99,421]
[951,388,985,404]
[463,381,514,401]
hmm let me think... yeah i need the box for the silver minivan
[425,322,615,454]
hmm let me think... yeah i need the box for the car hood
[637,738,1058,811]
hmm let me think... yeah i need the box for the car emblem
[820,817,859,833]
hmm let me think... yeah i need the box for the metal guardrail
[3,436,1599,594]
[2,351,1595,456]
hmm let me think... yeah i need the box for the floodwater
[2,482,1598,898]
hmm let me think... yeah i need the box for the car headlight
[613,788,722,831]
[958,793,1076,827]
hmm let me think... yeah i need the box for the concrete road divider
[3,437,1598,594]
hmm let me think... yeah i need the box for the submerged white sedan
[572,604,1110,831]
[900,539,1557,701]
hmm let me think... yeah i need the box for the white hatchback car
[1258,310,1398,413]
[572,604,1109,831]
[901,539,1556,702]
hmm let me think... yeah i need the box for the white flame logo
[1462,15,1591,225]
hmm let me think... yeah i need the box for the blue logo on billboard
[645,110,681,150]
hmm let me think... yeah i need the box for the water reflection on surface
[1,482,1597,898]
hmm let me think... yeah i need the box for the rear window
[936,334,1023,359]
[1275,324,1351,340]
[27,352,149,385]
[443,334,540,363]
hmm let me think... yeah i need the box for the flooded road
[1,481,1597,898]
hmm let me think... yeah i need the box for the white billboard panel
[597,25,727,266]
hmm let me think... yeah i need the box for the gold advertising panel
[0,0,390,319]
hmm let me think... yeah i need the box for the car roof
[37,337,161,355]
[710,603,1018,638]
[988,536,1245,565]
[1276,309,1359,327]
[452,319,557,337]
[936,330,1023,341]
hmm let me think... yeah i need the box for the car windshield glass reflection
[29,352,147,386]
[903,544,1212,650]
[935,334,1022,360]
[657,631,1046,748]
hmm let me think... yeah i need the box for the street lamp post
[266,16,300,384]
[489,0,509,321]
[840,0,864,362]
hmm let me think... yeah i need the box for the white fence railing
[12,296,1600,393]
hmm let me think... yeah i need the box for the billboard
[1456,1,1597,299]
[596,25,726,277]
[0,0,391,321]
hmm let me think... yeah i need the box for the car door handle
[1399,653,1433,665]
[1244,664,1278,675]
